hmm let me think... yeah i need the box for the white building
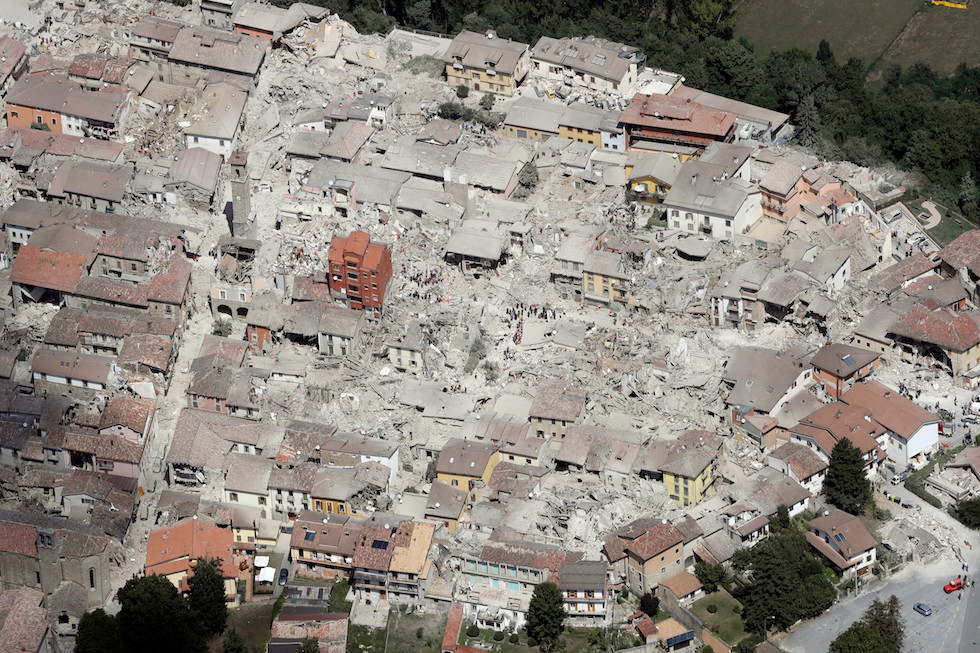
[663,160,761,240]
[184,83,247,159]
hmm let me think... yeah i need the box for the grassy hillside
[735,0,980,73]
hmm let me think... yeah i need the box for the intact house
[759,160,806,223]
[31,350,115,402]
[603,517,684,595]
[582,250,642,307]
[529,380,586,440]
[810,342,880,400]
[289,511,362,580]
[436,438,500,502]
[530,35,644,95]
[165,26,266,89]
[45,161,133,213]
[767,442,828,494]
[659,430,724,507]
[558,559,610,625]
[721,345,814,442]
[840,380,939,468]
[618,93,736,153]
[444,30,530,97]
[788,402,886,478]
[326,231,393,317]
[627,152,683,206]
[805,509,876,580]
[662,159,761,240]
[145,519,237,602]
[184,83,247,159]
[385,321,426,373]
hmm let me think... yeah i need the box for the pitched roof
[9,245,86,292]
[810,343,879,378]
[889,302,980,353]
[100,395,155,434]
[557,560,607,590]
[529,380,586,421]
[768,442,827,480]
[620,93,736,139]
[807,509,876,561]
[436,438,497,477]
[940,229,980,276]
[168,27,266,76]
[444,30,529,76]
[0,587,48,653]
[145,518,235,578]
[839,380,938,439]
[659,570,702,599]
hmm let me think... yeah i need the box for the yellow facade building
[444,30,530,96]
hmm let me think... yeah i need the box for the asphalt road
[776,559,974,653]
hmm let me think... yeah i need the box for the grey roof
[810,343,879,377]
[628,152,684,184]
[505,97,560,133]
[416,118,462,145]
[284,301,363,339]
[168,26,266,77]
[760,159,804,197]
[699,141,755,178]
[792,246,850,283]
[168,147,222,193]
[381,136,461,178]
[185,83,247,140]
[445,221,506,260]
[285,129,330,158]
[306,160,410,207]
[664,160,754,218]
[584,250,625,278]
[531,35,641,82]
[233,2,328,39]
[46,161,132,203]
[560,103,606,131]
[757,271,809,307]
[223,452,273,494]
[557,560,607,590]
[723,346,812,413]
[444,30,529,75]
[555,233,594,264]
[452,151,521,193]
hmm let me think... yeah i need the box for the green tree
[794,94,821,147]
[187,557,229,635]
[223,629,247,653]
[824,437,872,515]
[76,609,123,653]
[639,593,659,617]
[828,622,888,653]
[694,561,729,593]
[960,172,979,218]
[117,575,205,653]
[527,582,566,650]
[425,455,439,483]
[861,596,904,652]
[456,84,470,99]
[734,528,835,632]
[513,161,539,199]
[212,320,232,337]
[952,497,980,528]
[297,638,320,653]
[772,505,791,532]
[479,93,495,111]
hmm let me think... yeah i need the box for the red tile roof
[890,302,980,353]
[9,245,86,292]
[145,519,235,578]
[148,256,192,304]
[620,93,736,139]
[442,602,463,652]
[0,521,39,557]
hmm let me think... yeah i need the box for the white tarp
[257,567,276,583]
[254,555,270,568]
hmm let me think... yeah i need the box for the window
[52,117,57,125]
[193,136,199,143]
[10,111,17,118]
[338,504,346,513]
[229,492,239,502]
[258,497,267,505]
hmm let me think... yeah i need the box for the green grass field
[691,590,748,646]
[208,603,274,653]
[735,0,980,74]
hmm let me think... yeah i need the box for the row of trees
[77,558,229,653]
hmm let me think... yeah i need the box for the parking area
[775,559,971,653]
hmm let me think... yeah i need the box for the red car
[944,578,963,593]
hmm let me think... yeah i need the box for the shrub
[212,320,232,337]
[706,604,718,613]
[466,625,480,638]
[493,631,505,641]
[509,634,519,643]
[456,84,470,98]
[416,627,424,640]
[528,638,538,648]
[479,94,495,110]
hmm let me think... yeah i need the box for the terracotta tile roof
[437,438,497,477]
[352,520,410,571]
[890,302,980,353]
[9,245,86,293]
[100,395,155,435]
[0,521,39,557]
[529,379,587,421]
[939,229,980,276]
[839,379,938,439]
[479,537,573,573]
[290,511,362,557]
[145,518,235,578]
[660,570,702,599]
[769,442,827,480]
[791,402,883,455]
[442,602,464,652]
[73,277,150,308]
[810,343,879,378]
[118,334,175,371]
[620,93,736,139]
[624,520,684,561]
[0,587,48,653]
[148,256,192,305]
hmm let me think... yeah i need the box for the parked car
[278,568,289,586]
[882,541,896,552]
[891,474,904,485]
[944,578,963,593]
[913,603,932,616]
